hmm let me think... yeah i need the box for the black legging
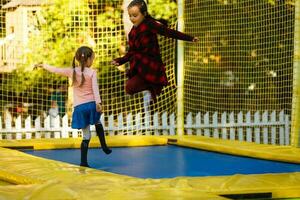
[95,122,111,154]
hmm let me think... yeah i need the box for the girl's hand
[96,103,102,113]
[192,37,199,42]
[111,60,120,66]
[117,65,126,72]
[34,63,45,69]
[34,63,50,69]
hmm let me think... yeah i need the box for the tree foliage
[1,0,295,116]
[184,0,295,113]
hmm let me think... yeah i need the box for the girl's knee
[82,125,91,140]
[125,84,135,95]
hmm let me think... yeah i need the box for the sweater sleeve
[148,18,194,41]
[91,70,101,104]
[43,64,73,78]
[114,49,134,65]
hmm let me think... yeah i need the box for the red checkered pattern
[114,17,194,99]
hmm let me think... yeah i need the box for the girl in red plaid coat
[112,0,198,110]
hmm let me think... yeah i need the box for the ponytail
[73,46,94,87]
[72,56,77,86]
[79,64,85,87]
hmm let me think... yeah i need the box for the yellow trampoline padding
[0,136,300,199]
[170,136,300,164]
[0,135,168,150]
[0,180,12,186]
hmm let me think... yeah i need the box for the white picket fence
[185,111,290,145]
[0,110,290,145]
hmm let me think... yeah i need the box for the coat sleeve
[113,48,134,65]
[147,18,194,41]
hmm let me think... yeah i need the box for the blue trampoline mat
[23,145,300,179]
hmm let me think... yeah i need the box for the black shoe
[80,162,90,168]
[103,148,112,155]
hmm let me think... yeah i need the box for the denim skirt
[71,101,100,129]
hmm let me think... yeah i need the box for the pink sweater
[43,65,101,107]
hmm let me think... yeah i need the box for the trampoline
[2,136,300,199]
[23,145,300,179]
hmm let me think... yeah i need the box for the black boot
[95,123,112,154]
[80,140,90,167]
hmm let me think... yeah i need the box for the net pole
[291,0,300,147]
[176,0,185,136]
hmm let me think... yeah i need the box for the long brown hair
[127,0,168,25]
[128,0,148,16]
[72,46,94,87]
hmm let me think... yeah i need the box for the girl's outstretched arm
[112,45,135,67]
[35,63,73,78]
[147,17,198,42]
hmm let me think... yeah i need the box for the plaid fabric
[115,17,194,96]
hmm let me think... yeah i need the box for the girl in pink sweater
[36,46,111,167]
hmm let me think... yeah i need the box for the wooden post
[291,0,300,147]
[177,0,185,136]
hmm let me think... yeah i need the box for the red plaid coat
[114,17,194,97]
